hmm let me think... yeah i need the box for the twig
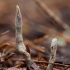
[12,58,69,68]
[24,40,45,53]
[5,53,15,60]
[15,5,41,70]
[14,63,25,68]
[34,0,70,31]
[33,35,49,44]
[0,43,10,49]
[0,30,9,36]
[47,38,57,70]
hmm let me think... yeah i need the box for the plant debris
[0,0,70,70]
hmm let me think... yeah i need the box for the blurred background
[0,0,70,64]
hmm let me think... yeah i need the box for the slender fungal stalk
[15,5,41,70]
[15,5,26,52]
[47,38,57,70]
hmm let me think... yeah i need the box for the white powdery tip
[16,5,20,13]
[51,38,57,46]
[16,5,19,9]
[52,38,57,43]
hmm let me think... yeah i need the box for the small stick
[34,0,70,31]
[12,58,68,68]
[0,30,9,36]
[47,38,57,70]
[15,5,41,70]
[5,53,15,60]
[24,40,45,53]
[33,35,49,44]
